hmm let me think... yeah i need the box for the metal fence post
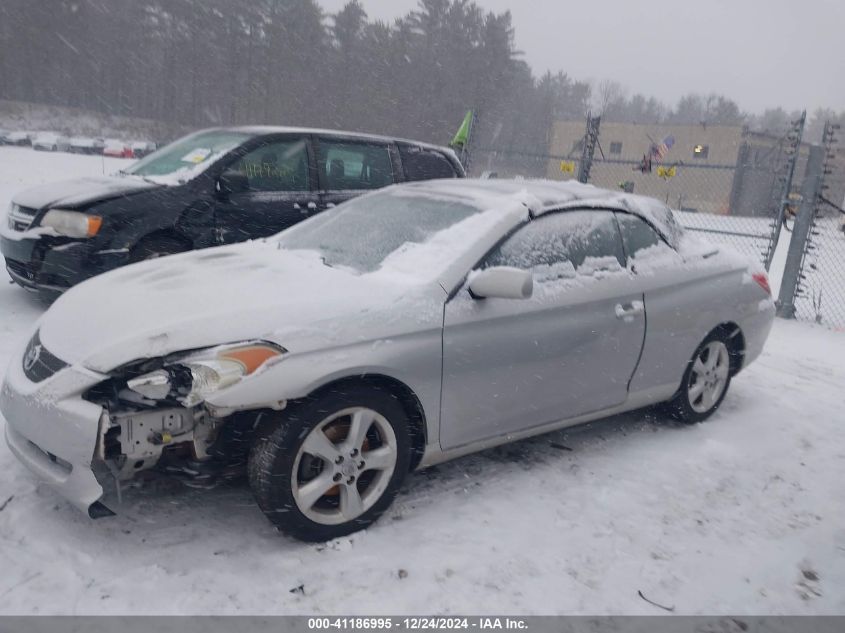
[577,113,600,184]
[776,145,825,318]
[764,111,806,270]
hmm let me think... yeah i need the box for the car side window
[317,140,393,190]
[399,145,458,180]
[228,139,310,192]
[483,210,625,281]
[615,213,672,261]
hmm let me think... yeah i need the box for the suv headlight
[126,341,286,406]
[41,209,102,238]
[6,202,16,230]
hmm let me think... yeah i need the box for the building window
[609,142,622,155]
[693,144,709,159]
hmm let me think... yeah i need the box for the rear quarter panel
[628,252,773,401]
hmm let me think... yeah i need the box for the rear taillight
[752,272,771,296]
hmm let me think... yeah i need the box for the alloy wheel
[292,407,397,526]
[687,341,730,414]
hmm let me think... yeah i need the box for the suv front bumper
[1,231,127,294]
[1,347,110,515]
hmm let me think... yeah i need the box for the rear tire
[128,234,189,263]
[664,330,733,424]
[248,385,411,542]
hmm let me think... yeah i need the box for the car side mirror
[217,170,250,196]
[468,266,533,300]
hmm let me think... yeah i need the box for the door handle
[615,301,644,320]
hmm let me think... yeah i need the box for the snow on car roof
[394,178,685,248]
[219,125,459,157]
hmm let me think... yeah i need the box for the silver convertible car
[1,179,775,540]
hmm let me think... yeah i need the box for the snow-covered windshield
[124,130,252,183]
[278,190,482,273]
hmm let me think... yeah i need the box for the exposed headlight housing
[41,209,102,238]
[6,202,18,230]
[126,341,286,406]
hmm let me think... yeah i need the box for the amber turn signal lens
[87,215,103,237]
[219,345,283,375]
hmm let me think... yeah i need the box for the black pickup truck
[1,126,464,298]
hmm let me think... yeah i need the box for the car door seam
[626,293,648,393]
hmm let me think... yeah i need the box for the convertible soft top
[396,178,686,249]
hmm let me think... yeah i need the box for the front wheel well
[300,374,428,472]
[713,322,746,375]
[130,229,193,253]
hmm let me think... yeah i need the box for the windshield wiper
[118,170,159,186]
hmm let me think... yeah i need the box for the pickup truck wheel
[665,331,732,424]
[248,385,411,542]
[128,235,189,263]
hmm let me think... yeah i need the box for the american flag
[651,135,675,162]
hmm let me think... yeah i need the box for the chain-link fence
[793,217,845,328]
[471,147,563,182]
[471,116,807,272]
[785,123,845,329]
[470,115,845,329]
[472,118,845,329]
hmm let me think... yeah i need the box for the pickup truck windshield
[124,130,252,181]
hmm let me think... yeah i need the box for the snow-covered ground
[0,98,174,145]
[793,217,845,329]
[0,147,844,615]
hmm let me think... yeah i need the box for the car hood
[38,241,441,373]
[12,175,160,211]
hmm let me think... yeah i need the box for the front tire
[248,385,411,542]
[665,331,733,424]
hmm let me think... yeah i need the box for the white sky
[318,0,845,114]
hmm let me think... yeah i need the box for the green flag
[450,110,473,148]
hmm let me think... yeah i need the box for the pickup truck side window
[317,140,393,190]
[399,145,458,180]
[228,139,310,192]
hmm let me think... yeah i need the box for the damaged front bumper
[1,353,112,516]
[1,342,234,517]
[1,230,129,295]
